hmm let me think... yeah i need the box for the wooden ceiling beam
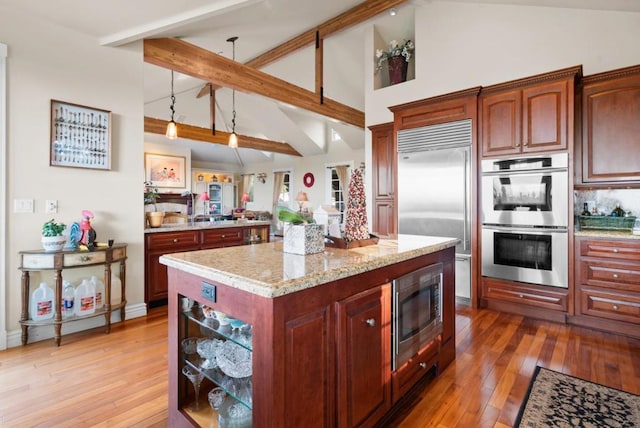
[245,0,408,70]
[144,117,302,157]
[144,37,364,128]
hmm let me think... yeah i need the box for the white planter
[41,236,67,252]
[283,223,325,255]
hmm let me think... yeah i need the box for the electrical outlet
[46,200,58,213]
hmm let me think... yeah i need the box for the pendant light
[227,36,239,148]
[165,70,178,139]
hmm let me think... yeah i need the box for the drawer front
[201,228,243,246]
[21,254,55,269]
[579,239,640,261]
[111,247,126,261]
[581,261,640,292]
[146,231,200,250]
[580,288,640,324]
[65,251,107,267]
[392,336,440,402]
[482,280,568,311]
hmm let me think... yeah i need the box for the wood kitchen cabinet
[370,122,396,238]
[577,65,640,186]
[480,66,581,158]
[145,224,269,305]
[571,236,640,338]
[336,284,391,428]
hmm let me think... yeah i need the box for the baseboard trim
[6,302,148,348]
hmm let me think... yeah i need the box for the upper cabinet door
[371,123,395,199]
[522,80,569,153]
[481,89,522,157]
[581,67,640,184]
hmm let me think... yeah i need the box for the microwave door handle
[393,286,399,369]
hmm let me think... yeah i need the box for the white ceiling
[3,0,639,166]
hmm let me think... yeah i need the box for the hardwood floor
[0,305,638,427]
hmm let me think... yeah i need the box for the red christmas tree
[344,169,369,241]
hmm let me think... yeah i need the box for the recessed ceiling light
[389,8,397,16]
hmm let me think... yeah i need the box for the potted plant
[277,206,324,255]
[375,39,415,85]
[144,181,164,227]
[41,218,67,252]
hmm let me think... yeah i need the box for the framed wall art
[50,99,111,170]
[144,153,186,189]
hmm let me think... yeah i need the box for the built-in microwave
[392,263,443,371]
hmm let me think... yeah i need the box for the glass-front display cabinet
[177,295,253,427]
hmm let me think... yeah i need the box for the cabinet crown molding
[480,65,583,95]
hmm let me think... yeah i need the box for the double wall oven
[481,153,569,288]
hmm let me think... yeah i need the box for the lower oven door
[481,225,568,288]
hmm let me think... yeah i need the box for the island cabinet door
[336,284,392,428]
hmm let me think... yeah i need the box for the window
[327,166,348,222]
[278,171,290,204]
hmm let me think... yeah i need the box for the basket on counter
[578,215,636,231]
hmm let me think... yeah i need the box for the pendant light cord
[228,36,238,134]
[169,70,176,122]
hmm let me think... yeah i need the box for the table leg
[20,271,30,345]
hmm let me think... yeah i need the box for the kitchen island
[161,235,457,427]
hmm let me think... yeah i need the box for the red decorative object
[303,172,315,187]
[387,55,408,85]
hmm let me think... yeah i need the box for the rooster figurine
[79,209,97,247]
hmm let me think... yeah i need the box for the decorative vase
[387,55,408,85]
[41,236,67,252]
[283,223,325,255]
[146,211,165,228]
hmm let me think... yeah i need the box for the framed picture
[144,153,186,189]
[50,99,111,170]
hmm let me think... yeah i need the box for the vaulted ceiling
[3,0,638,166]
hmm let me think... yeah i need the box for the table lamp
[241,193,250,209]
[199,192,210,217]
[296,191,308,213]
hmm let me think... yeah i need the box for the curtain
[241,174,253,202]
[272,171,286,234]
[335,165,350,214]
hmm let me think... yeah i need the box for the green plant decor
[42,219,66,237]
[144,181,160,210]
[277,206,315,225]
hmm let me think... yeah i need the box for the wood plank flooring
[0,305,638,427]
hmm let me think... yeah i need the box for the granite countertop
[574,229,640,240]
[145,219,271,234]
[160,235,458,298]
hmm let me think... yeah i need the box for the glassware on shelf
[197,338,223,369]
[182,365,205,411]
[216,340,253,378]
[208,387,227,411]
[217,395,252,428]
[181,337,199,355]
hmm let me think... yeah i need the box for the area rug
[515,366,640,427]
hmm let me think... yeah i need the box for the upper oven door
[481,154,568,227]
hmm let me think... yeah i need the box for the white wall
[0,9,144,347]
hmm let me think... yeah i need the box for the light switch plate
[46,200,58,213]
[14,199,34,213]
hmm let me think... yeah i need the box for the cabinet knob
[173,239,178,243]
[365,318,376,327]
[613,248,619,253]
[613,305,619,311]
[519,294,524,299]
[221,234,226,238]
[613,274,619,279]
[419,362,427,369]
[80,255,90,262]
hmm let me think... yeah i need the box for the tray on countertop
[578,215,636,231]
[324,234,379,249]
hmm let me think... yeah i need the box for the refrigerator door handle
[463,149,469,252]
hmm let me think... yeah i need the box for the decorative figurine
[79,209,97,247]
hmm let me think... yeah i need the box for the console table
[18,243,127,346]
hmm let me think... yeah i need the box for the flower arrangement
[144,181,159,207]
[375,39,415,73]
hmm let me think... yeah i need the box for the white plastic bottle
[91,275,105,309]
[62,280,75,319]
[75,279,96,316]
[31,282,54,321]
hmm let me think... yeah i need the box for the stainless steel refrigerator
[397,119,472,300]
